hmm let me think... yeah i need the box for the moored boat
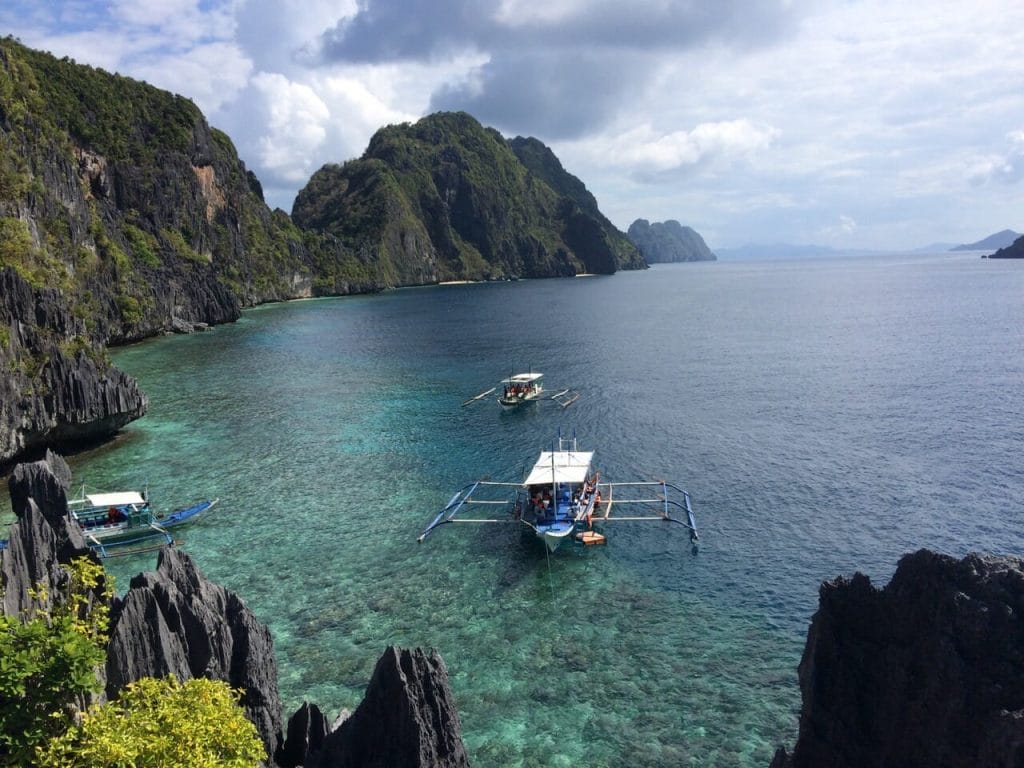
[497,372,545,406]
[418,433,698,553]
[461,371,579,408]
[0,487,218,558]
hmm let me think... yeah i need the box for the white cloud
[3,0,1024,247]
[574,120,779,175]
[132,42,252,113]
[966,130,1024,185]
[250,73,331,183]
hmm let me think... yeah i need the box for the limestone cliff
[0,268,147,472]
[293,112,643,281]
[771,549,1024,768]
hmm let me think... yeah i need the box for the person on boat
[107,506,125,524]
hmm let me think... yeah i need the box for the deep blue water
[18,252,1024,766]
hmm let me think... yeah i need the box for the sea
[10,251,1024,766]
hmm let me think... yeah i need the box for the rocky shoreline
[2,452,470,767]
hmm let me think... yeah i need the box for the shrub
[37,676,266,768]
[0,557,110,766]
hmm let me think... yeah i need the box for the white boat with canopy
[418,433,698,553]
[462,371,579,408]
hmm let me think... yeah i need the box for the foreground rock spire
[771,549,1024,767]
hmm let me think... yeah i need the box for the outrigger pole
[461,387,496,407]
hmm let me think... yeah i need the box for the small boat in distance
[418,433,698,553]
[66,487,218,558]
[462,371,579,408]
[498,372,544,406]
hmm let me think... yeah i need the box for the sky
[2,1,1023,251]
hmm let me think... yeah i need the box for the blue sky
[2,1,1023,250]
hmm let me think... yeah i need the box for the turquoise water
[28,252,1024,766]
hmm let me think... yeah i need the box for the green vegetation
[0,557,263,768]
[122,223,160,267]
[37,676,265,768]
[0,217,36,279]
[0,557,109,766]
[160,228,207,265]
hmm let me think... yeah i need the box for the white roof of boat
[85,492,146,506]
[524,450,594,486]
[502,372,543,384]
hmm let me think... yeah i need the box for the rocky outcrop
[772,549,1024,768]
[288,646,470,768]
[106,547,284,761]
[626,219,717,263]
[0,268,148,471]
[1,451,95,617]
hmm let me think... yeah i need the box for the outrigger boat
[0,487,218,558]
[418,434,698,553]
[462,371,579,408]
[67,488,218,557]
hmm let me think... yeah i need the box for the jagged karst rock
[300,646,470,768]
[0,268,148,471]
[106,547,284,762]
[1,452,96,618]
[773,549,1024,768]
[2,456,470,768]
[626,219,717,263]
[279,701,331,768]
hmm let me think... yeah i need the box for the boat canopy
[523,450,594,486]
[501,372,543,385]
[84,492,146,507]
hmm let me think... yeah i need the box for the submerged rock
[773,549,1024,767]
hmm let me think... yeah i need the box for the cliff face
[772,549,1024,768]
[2,454,471,767]
[0,268,147,472]
[293,111,643,282]
[626,219,717,263]
[0,37,360,467]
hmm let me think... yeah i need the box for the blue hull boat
[1,489,218,558]
[418,434,698,553]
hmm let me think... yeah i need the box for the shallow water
[21,251,1024,766]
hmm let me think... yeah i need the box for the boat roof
[524,450,594,486]
[501,372,543,384]
[85,492,146,507]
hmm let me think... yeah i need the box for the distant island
[987,234,1024,259]
[626,219,716,262]
[950,229,1021,251]
[714,229,1023,260]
